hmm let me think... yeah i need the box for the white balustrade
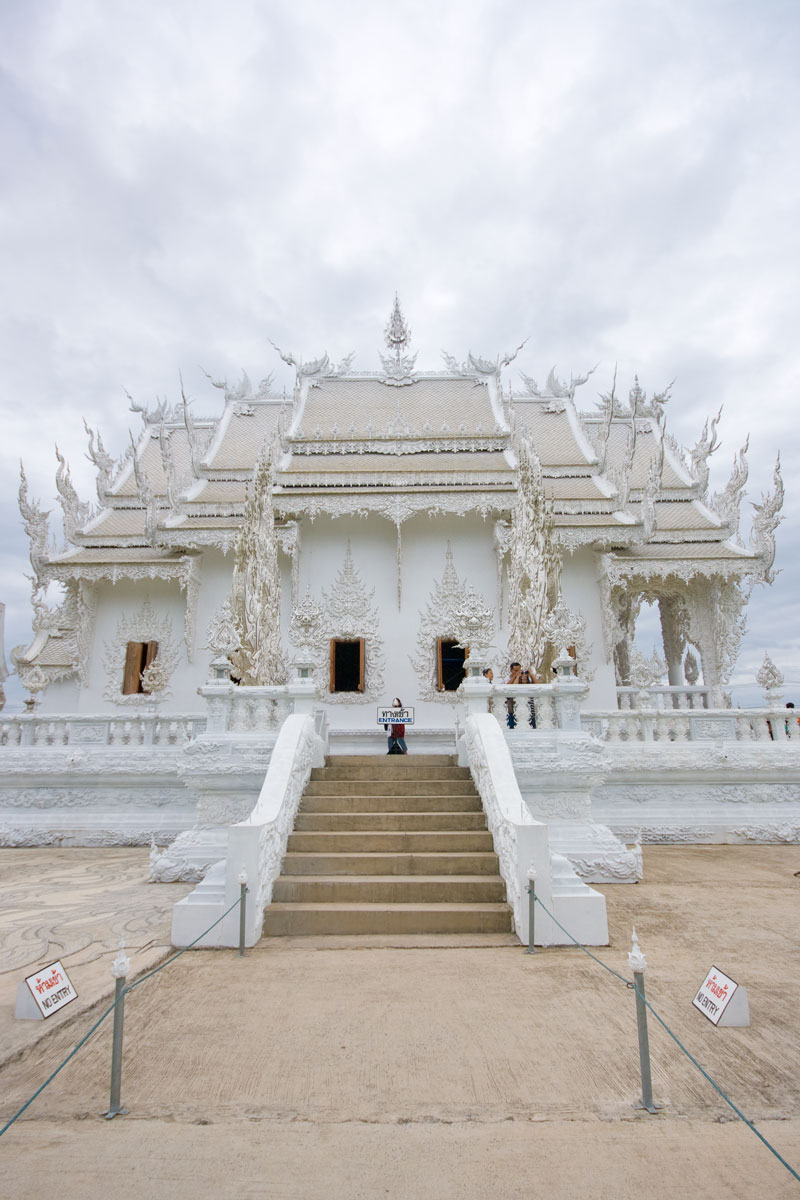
[0,713,206,748]
[485,684,573,734]
[616,685,710,711]
[582,707,800,745]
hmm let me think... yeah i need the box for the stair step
[327,754,457,767]
[262,903,513,937]
[287,831,494,853]
[310,764,471,781]
[282,852,502,876]
[304,780,477,797]
[272,875,507,903]
[301,794,482,813]
[259,752,512,939]
[294,811,487,832]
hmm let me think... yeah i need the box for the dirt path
[1,845,799,1198]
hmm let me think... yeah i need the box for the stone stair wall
[262,755,514,937]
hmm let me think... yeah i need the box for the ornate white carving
[149,831,223,883]
[128,431,161,546]
[749,455,784,584]
[732,823,800,843]
[228,451,287,686]
[379,296,418,385]
[463,713,532,935]
[288,587,324,654]
[18,464,53,591]
[275,491,508,526]
[289,435,507,456]
[175,715,321,948]
[443,339,527,383]
[755,652,784,704]
[317,544,385,703]
[103,598,181,705]
[204,598,242,657]
[628,927,647,972]
[628,647,666,688]
[84,420,122,508]
[540,593,594,681]
[640,440,664,540]
[520,364,596,402]
[451,588,496,659]
[684,649,700,685]
[55,447,94,545]
[507,437,560,674]
[410,544,494,701]
[275,520,301,609]
[289,547,384,704]
[493,520,511,628]
[710,437,749,543]
[689,407,722,499]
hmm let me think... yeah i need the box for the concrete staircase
[262,754,513,936]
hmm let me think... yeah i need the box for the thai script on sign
[24,960,78,1019]
[34,965,64,994]
[692,965,738,1026]
[377,706,415,726]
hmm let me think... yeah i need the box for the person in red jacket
[384,696,408,754]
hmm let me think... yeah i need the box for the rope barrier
[530,889,800,1184]
[0,893,245,1139]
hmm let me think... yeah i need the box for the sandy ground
[1,844,799,1198]
[0,847,193,1064]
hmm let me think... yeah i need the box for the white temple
[3,300,797,948]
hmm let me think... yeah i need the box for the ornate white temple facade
[2,301,797,946]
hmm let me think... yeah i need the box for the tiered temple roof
[17,305,782,685]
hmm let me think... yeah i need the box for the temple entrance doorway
[437,639,467,691]
[330,638,365,693]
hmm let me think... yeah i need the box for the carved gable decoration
[410,544,495,702]
[293,544,385,704]
[103,599,180,705]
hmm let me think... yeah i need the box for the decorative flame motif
[628,926,647,973]
[755,651,784,703]
[228,449,287,686]
[379,295,418,385]
[506,437,560,675]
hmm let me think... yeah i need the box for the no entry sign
[24,960,78,1019]
[692,965,739,1026]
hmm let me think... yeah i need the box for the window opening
[437,639,467,692]
[122,640,159,695]
[330,639,365,693]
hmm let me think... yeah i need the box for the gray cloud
[1,0,798,705]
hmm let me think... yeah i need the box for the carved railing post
[461,672,492,717]
[552,654,588,732]
[287,659,318,717]
[200,656,234,734]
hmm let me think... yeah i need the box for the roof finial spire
[384,294,410,358]
[379,294,418,386]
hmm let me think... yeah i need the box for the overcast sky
[1,0,798,709]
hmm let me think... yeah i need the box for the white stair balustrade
[171,712,327,948]
[460,707,608,946]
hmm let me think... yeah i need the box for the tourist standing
[384,696,408,754]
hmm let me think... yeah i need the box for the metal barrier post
[105,944,130,1119]
[628,928,661,1114]
[526,867,536,954]
[238,868,248,957]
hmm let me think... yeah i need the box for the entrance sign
[692,966,740,1026]
[377,706,415,726]
[22,960,78,1019]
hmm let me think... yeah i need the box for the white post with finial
[238,867,248,957]
[105,941,131,1119]
[526,866,536,953]
[628,927,660,1114]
